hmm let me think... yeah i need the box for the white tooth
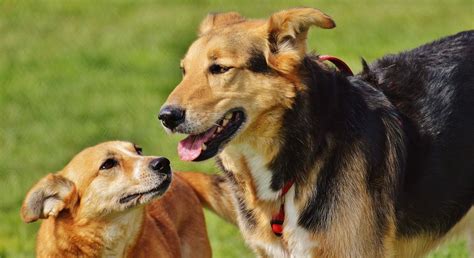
[202,144,207,151]
[217,127,223,133]
[225,113,232,120]
[222,119,229,127]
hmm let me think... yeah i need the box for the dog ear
[21,173,77,223]
[266,8,335,73]
[199,12,245,36]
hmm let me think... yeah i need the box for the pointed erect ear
[266,8,335,73]
[21,174,77,223]
[198,12,245,36]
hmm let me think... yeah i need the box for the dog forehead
[113,144,140,157]
[64,142,136,170]
[89,141,136,156]
[184,24,266,65]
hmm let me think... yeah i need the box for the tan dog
[21,141,211,258]
[159,7,474,258]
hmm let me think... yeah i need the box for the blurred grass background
[0,0,472,257]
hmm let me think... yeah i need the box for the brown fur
[21,141,211,258]
[164,8,473,257]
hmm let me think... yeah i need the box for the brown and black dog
[159,7,474,258]
[21,141,211,258]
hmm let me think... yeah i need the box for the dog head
[21,141,172,223]
[159,8,334,162]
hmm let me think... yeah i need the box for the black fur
[267,56,403,242]
[269,30,474,239]
[360,30,474,235]
[246,48,273,74]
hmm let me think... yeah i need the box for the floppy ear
[266,8,335,73]
[21,174,77,223]
[198,12,245,36]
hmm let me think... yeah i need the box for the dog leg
[178,172,237,225]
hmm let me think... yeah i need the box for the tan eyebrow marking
[116,146,139,158]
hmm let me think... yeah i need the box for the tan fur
[179,172,237,224]
[267,8,335,74]
[168,7,376,257]
[199,12,245,36]
[21,141,211,258]
[165,7,472,258]
[394,208,474,257]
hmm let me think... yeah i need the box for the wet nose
[149,157,170,173]
[158,105,185,130]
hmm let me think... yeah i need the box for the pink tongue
[178,127,217,161]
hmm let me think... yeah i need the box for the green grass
[0,0,472,257]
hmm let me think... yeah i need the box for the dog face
[21,141,172,223]
[159,8,335,162]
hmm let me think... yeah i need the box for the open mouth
[119,174,172,204]
[178,109,246,162]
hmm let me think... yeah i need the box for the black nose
[158,105,185,130]
[149,157,170,172]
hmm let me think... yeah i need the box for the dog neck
[37,207,145,258]
[100,208,145,257]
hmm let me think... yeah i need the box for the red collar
[270,181,294,237]
[319,55,354,76]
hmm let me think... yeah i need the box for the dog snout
[158,105,185,130]
[149,157,170,174]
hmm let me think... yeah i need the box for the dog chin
[119,178,172,207]
[137,191,163,205]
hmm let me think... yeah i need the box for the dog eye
[209,64,231,74]
[100,158,118,170]
[134,145,143,155]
